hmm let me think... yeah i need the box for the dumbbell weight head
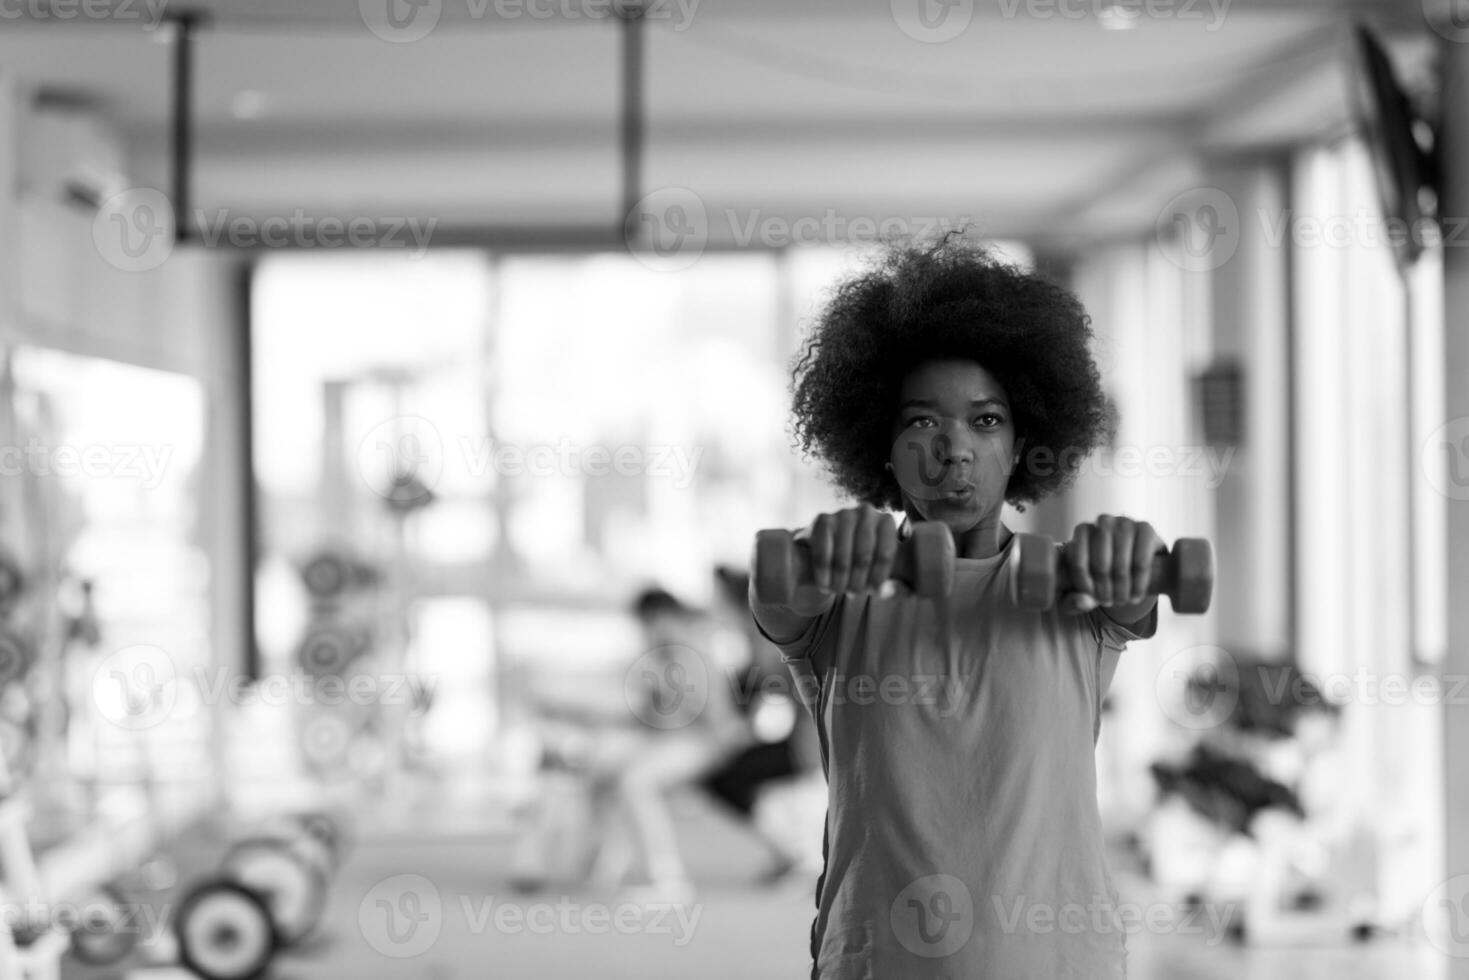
[1170,538,1214,614]
[174,879,278,980]
[1010,534,1060,611]
[220,839,329,947]
[901,522,958,597]
[752,530,799,605]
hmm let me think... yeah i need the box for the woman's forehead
[898,359,1008,402]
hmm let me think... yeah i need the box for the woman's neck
[955,519,1013,560]
[905,510,1012,559]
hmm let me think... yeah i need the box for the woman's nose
[937,422,976,464]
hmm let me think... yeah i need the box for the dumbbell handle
[1012,533,1213,614]
[785,535,920,593]
[1054,548,1177,597]
[754,522,955,605]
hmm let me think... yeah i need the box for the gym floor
[63,783,1445,980]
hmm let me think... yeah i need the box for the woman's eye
[907,416,935,429]
[973,414,1004,428]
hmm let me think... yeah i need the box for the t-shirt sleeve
[1089,603,1160,648]
[752,600,840,665]
[752,601,841,719]
[1087,603,1160,702]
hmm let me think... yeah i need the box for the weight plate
[222,839,329,946]
[175,879,278,980]
[301,554,348,600]
[296,626,356,678]
[69,885,138,965]
[300,712,354,775]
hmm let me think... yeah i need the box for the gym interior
[0,0,1463,977]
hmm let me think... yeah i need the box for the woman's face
[888,359,1016,533]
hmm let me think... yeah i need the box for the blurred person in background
[618,587,752,902]
[702,566,823,883]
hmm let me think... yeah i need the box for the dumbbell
[296,622,367,677]
[752,521,956,604]
[174,879,279,980]
[220,815,344,948]
[69,876,278,980]
[66,857,178,966]
[1008,533,1214,614]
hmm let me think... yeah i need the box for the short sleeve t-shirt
[758,534,1157,980]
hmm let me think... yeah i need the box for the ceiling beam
[124,113,1189,152]
[0,0,1425,32]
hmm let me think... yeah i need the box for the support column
[1208,160,1292,661]
[1440,33,1469,980]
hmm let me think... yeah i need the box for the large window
[250,247,864,773]
[4,347,209,832]
[1290,136,1442,923]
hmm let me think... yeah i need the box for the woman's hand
[1059,514,1163,623]
[801,504,902,597]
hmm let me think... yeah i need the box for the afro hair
[789,232,1114,511]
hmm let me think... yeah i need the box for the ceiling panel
[0,0,1427,244]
